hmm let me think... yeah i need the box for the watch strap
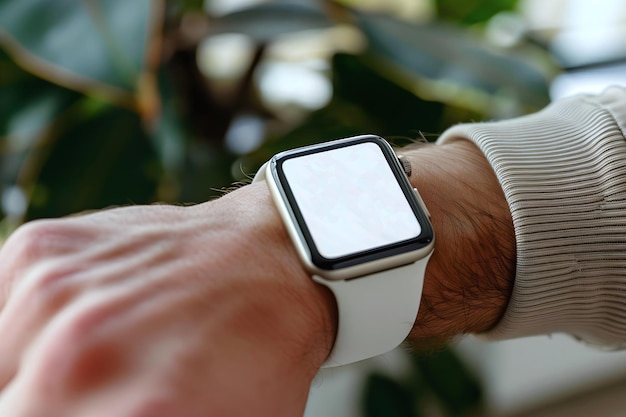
[252,162,269,184]
[315,254,431,367]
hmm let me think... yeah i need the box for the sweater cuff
[438,87,626,348]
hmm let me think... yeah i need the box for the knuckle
[7,220,72,261]
[1,220,81,308]
[6,219,89,300]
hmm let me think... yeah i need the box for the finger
[0,222,47,312]
[0,221,96,389]
[0,378,21,415]
[0,241,19,313]
[0,362,15,398]
[0,259,79,390]
[0,219,95,312]
[0,373,46,417]
[0,297,31,390]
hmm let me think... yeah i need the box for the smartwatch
[253,135,434,367]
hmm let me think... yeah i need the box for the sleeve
[437,86,626,348]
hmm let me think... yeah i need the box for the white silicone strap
[316,255,431,367]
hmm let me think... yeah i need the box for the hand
[0,184,335,417]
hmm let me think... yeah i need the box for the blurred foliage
[0,0,555,412]
[434,0,517,25]
[0,0,555,226]
[364,347,484,417]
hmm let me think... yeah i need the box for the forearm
[439,86,626,347]
[401,141,515,347]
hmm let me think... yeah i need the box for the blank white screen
[282,142,421,259]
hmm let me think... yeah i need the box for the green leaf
[147,67,189,201]
[331,53,448,137]
[362,373,420,417]
[435,0,518,26]
[0,217,19,242]
[357,14,550,110]
[24,103,160,220]
[0,49,81,150]
[167,0,205,14]
[412,347,483,416]
[207,3,333,42]
[0,48,82,216]
[0,0,163,107]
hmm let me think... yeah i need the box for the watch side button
[413,188,431,219]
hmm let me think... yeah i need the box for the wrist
[402,139,515,346]
[198,183,337,371]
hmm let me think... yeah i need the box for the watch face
[272,135,433,271]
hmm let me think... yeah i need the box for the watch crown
[397,155,412,177]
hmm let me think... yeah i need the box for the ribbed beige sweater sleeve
[438,86,626,347]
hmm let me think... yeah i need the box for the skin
[0,140,514,416]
